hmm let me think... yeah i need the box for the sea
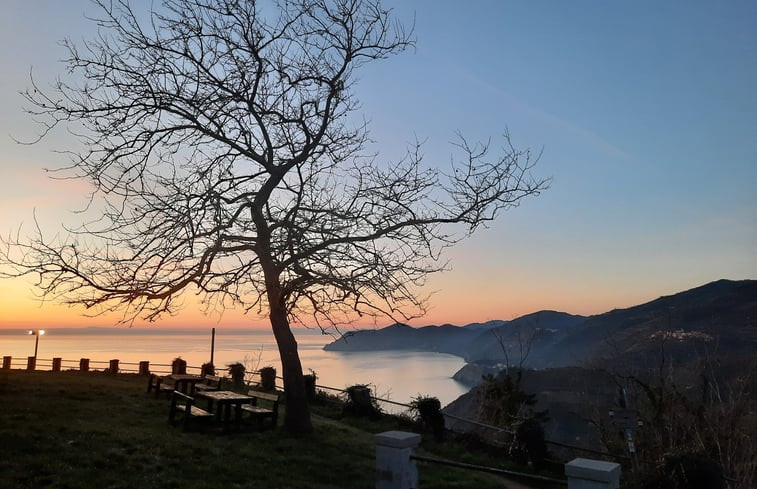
[0,328,470,411]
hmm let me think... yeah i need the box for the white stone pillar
[565,458,621,489]
[375,431,421,489]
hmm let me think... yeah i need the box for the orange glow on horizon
[0,274,636,332]
[0,266,691,331]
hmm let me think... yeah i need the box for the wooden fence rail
[0,355,202,375]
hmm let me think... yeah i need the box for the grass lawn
[0,369,560,489]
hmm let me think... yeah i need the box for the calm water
[0,328,470,410]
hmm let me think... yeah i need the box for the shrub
[343,384,381,419]
[171,357,187,375]
[514,418,547,469]
[304,370,317,400]
[227,362,246,389]
[200,362,215,376]
[259,366,276,391]
[641,451,725,489]
[410,395,445,441]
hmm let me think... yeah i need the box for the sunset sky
[1,1,755,331]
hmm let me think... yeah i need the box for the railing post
[109,359,119,374]
[2,356,11,369]
[27,356,36,371]
[80,358,90,372]
[375,431,421,489]
[139,361,150,375]
[565,458,621,489]
[52,357,62,372]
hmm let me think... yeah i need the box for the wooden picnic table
[195,390,254,424]
[166,374,204,394]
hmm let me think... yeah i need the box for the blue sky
[0,1,755,328]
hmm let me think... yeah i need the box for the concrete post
[27,356,36,371]
[375,431,421,489]
[2,356,11,369]
[109,359,119,374]
[52,357,62,372]
[80,358,90,372]
[565,458,621,489]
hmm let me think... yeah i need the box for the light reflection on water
[0,329,470,409]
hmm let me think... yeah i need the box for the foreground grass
[0,370,536,489]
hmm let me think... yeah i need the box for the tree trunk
[269,303,313,433]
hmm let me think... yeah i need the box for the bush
[304,371,317,400]
[343,384,381,419]
[227,362,246,389]
[410,395,445,441]
[641,451,725,489]
[171,357,187,375]
[514,418,547,469]
[259,366,276,391]
[201,362,215,376]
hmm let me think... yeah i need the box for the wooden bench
[241,390,280,430]
[193,374,223,394]
[146,373,174,398]
[168,391,212,430]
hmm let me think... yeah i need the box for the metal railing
[410,453,568,486]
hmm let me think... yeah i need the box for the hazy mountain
[463,310,587,363]
[322,312,576,356]
[539,278,757,369]
[322,309,587,362]
[323,279,757,371]
[323,322,476,357]
[462,320,509,331]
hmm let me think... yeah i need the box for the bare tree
[1,0,548,432]
[492,314,541,375]
[595,329,757,488]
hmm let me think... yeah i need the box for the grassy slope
[0,370,536,489]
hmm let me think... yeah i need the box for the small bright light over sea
[28,329,45,357]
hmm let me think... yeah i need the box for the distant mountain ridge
[323,310,586,360]
[324,279,757,369]
[325,321,480,357]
